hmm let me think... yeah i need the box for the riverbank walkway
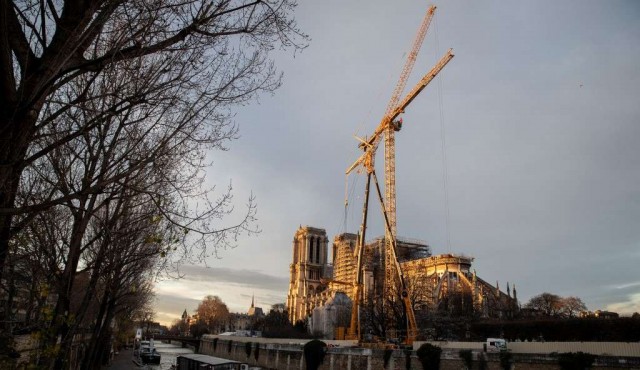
[103,348,142,369]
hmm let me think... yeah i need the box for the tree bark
[0,113,38,327]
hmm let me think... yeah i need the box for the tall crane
[346,173,371,341]
[345,5,454,344]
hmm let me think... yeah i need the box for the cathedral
[286,226,331,324]
[286,225,518,337]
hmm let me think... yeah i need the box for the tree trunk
[90,298,117,369]
[32,196,92,369]
[51,205,95,370]
[0,112,39,309]
[81,280,112,369]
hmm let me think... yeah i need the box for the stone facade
[286,226,330,324]
[401,254,518,318]
[226,296,265,333]
[286,226,518,336]
[199,336,640,370]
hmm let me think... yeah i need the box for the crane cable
[341,172,361,234]
[354,54,403,142]
[434,13,452,253]
[343,174,349,233]
[344,50,408,234]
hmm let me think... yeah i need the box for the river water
[144,341,194,370]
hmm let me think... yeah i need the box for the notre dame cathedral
[286,225,519,338]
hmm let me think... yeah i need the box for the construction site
[285,5,518,344]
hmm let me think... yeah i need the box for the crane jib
[345,49,454,176]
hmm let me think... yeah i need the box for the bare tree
[79,196,163,368]
[524,292,587,318]
[196,295,230,334]
[524,293,564,317]
[560,296,587,318]
[15,166,172,367]
[0,0,307,296]
[1,0,307,366]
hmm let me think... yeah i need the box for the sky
[153,0,640,326]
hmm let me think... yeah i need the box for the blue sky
[154,0,640,325]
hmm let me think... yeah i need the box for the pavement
[103,348,143,369]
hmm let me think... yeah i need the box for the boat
[176,354,254,370]
[137,339,161,364]
[139,345,161,364]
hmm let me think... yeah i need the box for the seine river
[144,341,194,370]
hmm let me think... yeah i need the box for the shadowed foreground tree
[14,162,182,367]
[0,0,307,310]
[0,0,307,367]
[14,85,255,364]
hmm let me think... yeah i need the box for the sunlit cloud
[605,293,640,315]
[148,1,640,326]
[611,281,640,290]
[153,265,288,325]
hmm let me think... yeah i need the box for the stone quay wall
[9,333,91,369]
[199,336,640,370]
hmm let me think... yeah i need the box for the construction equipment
[345,5,454,345]
[346,173,371,341]
[371,170,419,344]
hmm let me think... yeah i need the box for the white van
[486,338,507,351]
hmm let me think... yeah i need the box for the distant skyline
[154,0,640,326]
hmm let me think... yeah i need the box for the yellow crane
[345,4,454,345]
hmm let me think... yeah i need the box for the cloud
[153,265,289,325]
[150,1,640,326]
[606,293,640,315]
[611,281,640,290]
[174,265,289,291]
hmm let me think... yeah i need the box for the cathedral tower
[286,226,329,323]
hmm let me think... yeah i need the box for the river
[144,341,194,370]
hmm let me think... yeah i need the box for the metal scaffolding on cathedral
[286,225,519,339]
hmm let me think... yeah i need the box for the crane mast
[346,173,371,341]
[384,5,436,242]
[384,48,453,245]
[384,6,436,117]
[345,4,454,344]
